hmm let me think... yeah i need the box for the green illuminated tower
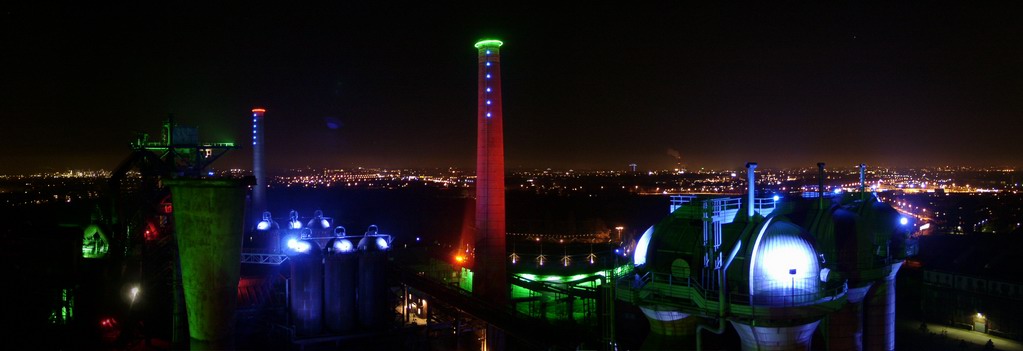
[166,178,252,350]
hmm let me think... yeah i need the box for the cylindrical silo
[324,237,359,333]
[826,284,872,351]
[864,262,901,351]
[165,178,252,350]
[357,233,391,330]
[731,321,821,351]
[638,306,697,337]
[285,238,323,336]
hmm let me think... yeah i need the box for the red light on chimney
[251,108,266,113]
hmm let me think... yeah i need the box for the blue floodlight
[376,237,389,250]
[900,217,909,226]
[772,195,781,202]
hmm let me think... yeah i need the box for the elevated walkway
[669,195,778,221]
[390,262,595,350]
[617,271,847,325]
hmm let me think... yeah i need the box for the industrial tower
[473,39,509,306]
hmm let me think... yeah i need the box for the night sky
[3,3,1022,174]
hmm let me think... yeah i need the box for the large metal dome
[748,219,821,305]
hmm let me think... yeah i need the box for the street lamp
[129,285,140,310]
[789,268,797,305]
[615,226,624,242]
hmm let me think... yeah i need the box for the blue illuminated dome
[308,209,332,229]
[331,238,355,254]
[634,226,654,266]
[256,211,276,230]
[749,219,821,305]
[357,233,391,252]
[284,237,319,256]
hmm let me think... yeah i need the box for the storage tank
[285,238,323,336]
[627,195,843,350]
[307,210,333,236]
[809,194,912,351]
[728,218,826,351]
[324,236,359,333]
[357,227,391,330]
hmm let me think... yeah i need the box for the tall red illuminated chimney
[473,39,508,305]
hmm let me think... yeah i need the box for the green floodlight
[474,39,504,49]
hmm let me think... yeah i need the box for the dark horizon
[4,3,1022,173]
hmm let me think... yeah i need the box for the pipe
[746,162,757,218]
[817,162,826,207]
[696,240,742,350]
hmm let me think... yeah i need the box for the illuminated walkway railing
[390,262,590,350]
[752,197,778,217]
[617,271,848,319]
[670,195,698,213]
